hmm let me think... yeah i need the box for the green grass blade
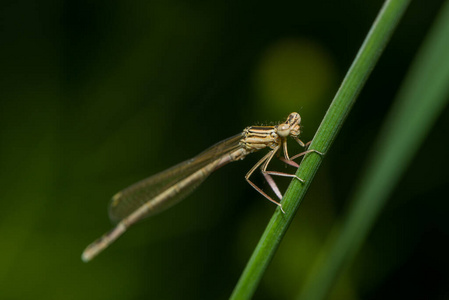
[299,1,449,299]
[230,0,411,299]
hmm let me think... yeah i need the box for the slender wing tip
[110,192,122,207]
[108,192,124,223]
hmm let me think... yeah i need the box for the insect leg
[245,148,285,213]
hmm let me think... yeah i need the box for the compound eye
[277,123,290,137]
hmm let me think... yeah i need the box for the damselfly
[82,112,322,262]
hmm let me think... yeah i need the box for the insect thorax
[240,126,279,152]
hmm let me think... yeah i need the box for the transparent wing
[108,133,244,223]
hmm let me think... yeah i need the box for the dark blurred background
[1,0,448,299]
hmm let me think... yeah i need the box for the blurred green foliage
[0,0,448,299]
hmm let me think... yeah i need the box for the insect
[82,112,322,262]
